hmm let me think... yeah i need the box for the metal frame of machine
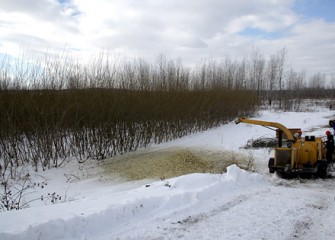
[235,118,327,177]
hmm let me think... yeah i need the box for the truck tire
[316,160,328,178]
[268,158,275,173]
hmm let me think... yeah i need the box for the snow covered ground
[1,103,335,240]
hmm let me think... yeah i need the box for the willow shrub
[0,88,257,175]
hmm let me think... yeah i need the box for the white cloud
[281,19,335,75]
[0,0,334,76]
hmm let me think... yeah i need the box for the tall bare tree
[285,68,306,110]
[249,47,265,96]
[276,47,287,109]
[265,54,278,106]
[308,72,325,98]
[234,58,247,90]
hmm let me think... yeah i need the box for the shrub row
[0,88,257,177]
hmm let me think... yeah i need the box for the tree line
[0,48,333,177]
[1,49,333,95]
[0,52,259,178]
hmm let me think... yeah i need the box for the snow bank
[224,164,263,185]
[0,165,266,240]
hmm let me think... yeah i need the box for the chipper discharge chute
[235,118,327,178]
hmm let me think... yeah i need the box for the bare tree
[248,47,265,96]
[276,47,288,109]
[223,57,237,90]
[308,72,325,98]
[234,58,247,90]
[265,54,278,106]
[331,73,335,86]
[285,68,306,110]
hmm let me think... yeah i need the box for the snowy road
[108,174,335,240]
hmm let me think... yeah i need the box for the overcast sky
[0,0,334,77]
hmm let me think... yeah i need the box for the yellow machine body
[235,118,327,177]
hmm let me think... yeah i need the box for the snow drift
[0,165,265,240]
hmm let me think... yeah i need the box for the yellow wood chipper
[235,118,328,177]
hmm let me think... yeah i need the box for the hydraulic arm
[235,118,295,141]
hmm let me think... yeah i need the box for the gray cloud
[86,0,297,56]
[0,0,64,21]
[282,20,335,75]
[2,33,48,46]
[0,0,81,33]
[0,0,334,76]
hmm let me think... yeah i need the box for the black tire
[268,158,275,173]
[316,160,328,178]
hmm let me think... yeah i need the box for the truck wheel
[268,158,275,173]
[316,160,328,178]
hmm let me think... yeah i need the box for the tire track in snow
[287,178,335,240]
[173,194,249,226]
[148,178,335,240]
[157,189,270,239]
